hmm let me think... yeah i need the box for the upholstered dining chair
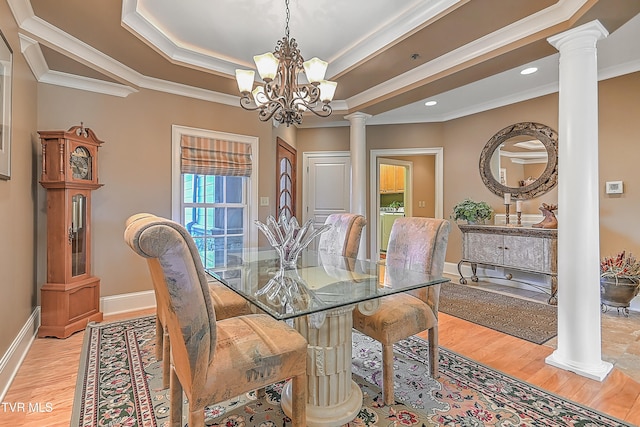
[318,213,367,258]
[125,213,252,390]
[352,217,450,405]
[124,215,308,427]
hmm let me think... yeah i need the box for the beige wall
[36,85,281,298]
[598,73,640,256]
[0,5,39,355]
[296,73,640,264]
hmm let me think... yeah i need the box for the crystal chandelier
[235,0,337,127]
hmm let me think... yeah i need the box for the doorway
[378,158,412,256]
[370,148,444,260]
[302,151,352,249]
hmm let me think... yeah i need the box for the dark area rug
[439,281,557,344]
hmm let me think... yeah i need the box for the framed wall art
[0,30,12,180]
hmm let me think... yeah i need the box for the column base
[545,350,613,381]
[281,379,362,427]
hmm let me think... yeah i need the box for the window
[172,126,258,267]
[182,174,245,268]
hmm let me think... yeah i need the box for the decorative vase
[600,277,640,316]
[255,213,332,270]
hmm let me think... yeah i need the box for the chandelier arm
[258,101,284,122]
[306,103,333,118]
[239,94,263,112]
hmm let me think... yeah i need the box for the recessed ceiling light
[520,67,538,75]
[424,100,437,106]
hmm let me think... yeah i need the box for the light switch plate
[260,196,269,206]
[605,181,623,194]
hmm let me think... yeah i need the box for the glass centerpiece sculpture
[255,213,331,270]
[254,213,331,326]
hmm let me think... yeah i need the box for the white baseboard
[0,307,40,402]
[100,290,156,316]
[0,291,156,401]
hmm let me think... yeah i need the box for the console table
[457,224,558,304]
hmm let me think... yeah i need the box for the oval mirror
[479,122,558,200]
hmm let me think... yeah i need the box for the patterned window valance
[180,135,252,177]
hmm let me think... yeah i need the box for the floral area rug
[71,315,632,427]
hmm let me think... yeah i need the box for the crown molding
[327,0,462,78]
[19,34,137,97]
[10,0,242,105]
[120,0,464,80]
[367,81,559,125]
[121,0,244,75]
[345,0,590,111]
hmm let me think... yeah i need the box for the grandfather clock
[38,124,104,338]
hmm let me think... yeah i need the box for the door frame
[369,147,444,259]
[302,150,351,224]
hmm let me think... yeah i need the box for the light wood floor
[2,307,640,426]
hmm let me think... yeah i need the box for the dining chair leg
[170,365,183,427]
[428,325,439,378]
[155,318,163,361]
[189,406,205,427]
[162,329,171,389]
[382,343,395,405]
[290,373,307,427]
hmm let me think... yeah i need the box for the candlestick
[505,203,510,225]
[517,211,522,226]
[516,200,522,213]
[504,192,511,204]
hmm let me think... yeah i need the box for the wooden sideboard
[457,224,558,304]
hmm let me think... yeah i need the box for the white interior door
[303,152,351,249]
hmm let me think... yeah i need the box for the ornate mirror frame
[479,122,558,200]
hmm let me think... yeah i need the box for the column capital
[547,20,608,51]
[344,112,372,124]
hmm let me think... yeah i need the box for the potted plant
[600,251,640,315]
[451,198,493,224]
[389,200,403,212]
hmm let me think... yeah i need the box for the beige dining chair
[318,213,367,258]
[352,217,450,405]
[125,213,252,390]
[124,214,308,427]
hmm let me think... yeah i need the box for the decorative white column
[345,112,371,259]
[545,21,612,380]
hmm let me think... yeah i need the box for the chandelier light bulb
[319,80,337,103]
[235,69,255,93]
[253,52,279,81]
[303,57,328,84]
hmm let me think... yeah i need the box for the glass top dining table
[205,247,449,321]
[206,247,449,427]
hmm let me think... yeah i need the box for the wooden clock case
[38,125,104,338]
